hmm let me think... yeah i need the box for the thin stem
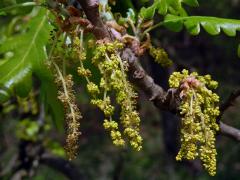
[190,93,193,115]
[136,18,143,37]
[128,19,137,37]
[189,92,194,135]
[193,90,207,143]
[52,63,69,99]
[48,31,61,60]
[62,33,67,77]
[52,61,77,129]
[0,2,38,12]
[116,53,134,112]
[78,28,90,83]
[141,21,164,38]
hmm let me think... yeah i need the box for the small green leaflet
[140,5,156,19]
[164,14,240,36]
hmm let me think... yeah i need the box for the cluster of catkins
[149,46,173,67]
[169,69,220,176]
[74,38,142,151]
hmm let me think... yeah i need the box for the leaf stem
[141,21,164,38]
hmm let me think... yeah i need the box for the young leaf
[140,5,156,19]
[157,0,168,15]
[164,14,240,36]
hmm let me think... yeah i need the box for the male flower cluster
[90,41,143,151]
[169,69,220,176]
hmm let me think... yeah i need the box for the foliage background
[0,0,240,179]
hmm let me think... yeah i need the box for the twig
[78,0,111,39]
[40,153,85,180]
[218,89,240,122]
[220,122,240,142]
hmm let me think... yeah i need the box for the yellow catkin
[91,41,142,150]
[169,69,219,176]
[54,63,82,160]
[149,46,173,67]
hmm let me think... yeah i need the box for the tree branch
[219,122,240,141]
[121,48,181,111]
[78,0,111,39]
[40,153,85,180]
[77,0,240,142]
[218,89,240,122]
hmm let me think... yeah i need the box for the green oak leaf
[0,8,51,101]
[164,14,240,36]
[0,8,64,129]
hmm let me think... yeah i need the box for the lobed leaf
[164,14,240,36]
